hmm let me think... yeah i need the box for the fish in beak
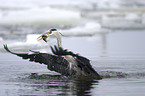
[37,28,57,42]
[37,31,51,42]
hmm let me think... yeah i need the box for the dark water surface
[0,30,145,96]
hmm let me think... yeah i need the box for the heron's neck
[54,32,63,48]
[56,37,62,48]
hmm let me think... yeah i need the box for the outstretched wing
[3,44,76,75]
[50,46,102,78]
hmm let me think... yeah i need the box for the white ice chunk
[26,34,40,44]
[0,7,81,25]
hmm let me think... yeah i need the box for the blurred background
[0,0,145,59]
[0,0,145,60]
[0,0,145,62]
[0,0,145,57]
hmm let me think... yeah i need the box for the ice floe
[0,7,81,25]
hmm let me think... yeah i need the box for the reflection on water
[1,52,145,95]
[14,74,99,96]
[6,69,145,96]
[96,30,145,59]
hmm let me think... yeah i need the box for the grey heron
[3,28,101,79]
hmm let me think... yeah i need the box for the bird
[3,28,102,79]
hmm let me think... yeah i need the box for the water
[1,30,145,96]
[0,0,145,96]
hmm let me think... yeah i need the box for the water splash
[100,71,145,79]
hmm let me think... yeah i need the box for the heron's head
[37,28,58,42]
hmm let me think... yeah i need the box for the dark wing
[3,44,76,76]
[75,57,101,78]
[51,46,102,78]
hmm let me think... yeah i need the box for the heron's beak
[37,31,51,42]
[37,35,43,41]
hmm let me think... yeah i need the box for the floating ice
[60,22,110,36]
[96,0,121,9]
[26,34,40,44]
[0,37,3,41]
[0,7,81,25]
[84,22,101,30]
[125,13,139,21]
[101,13,145,30]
